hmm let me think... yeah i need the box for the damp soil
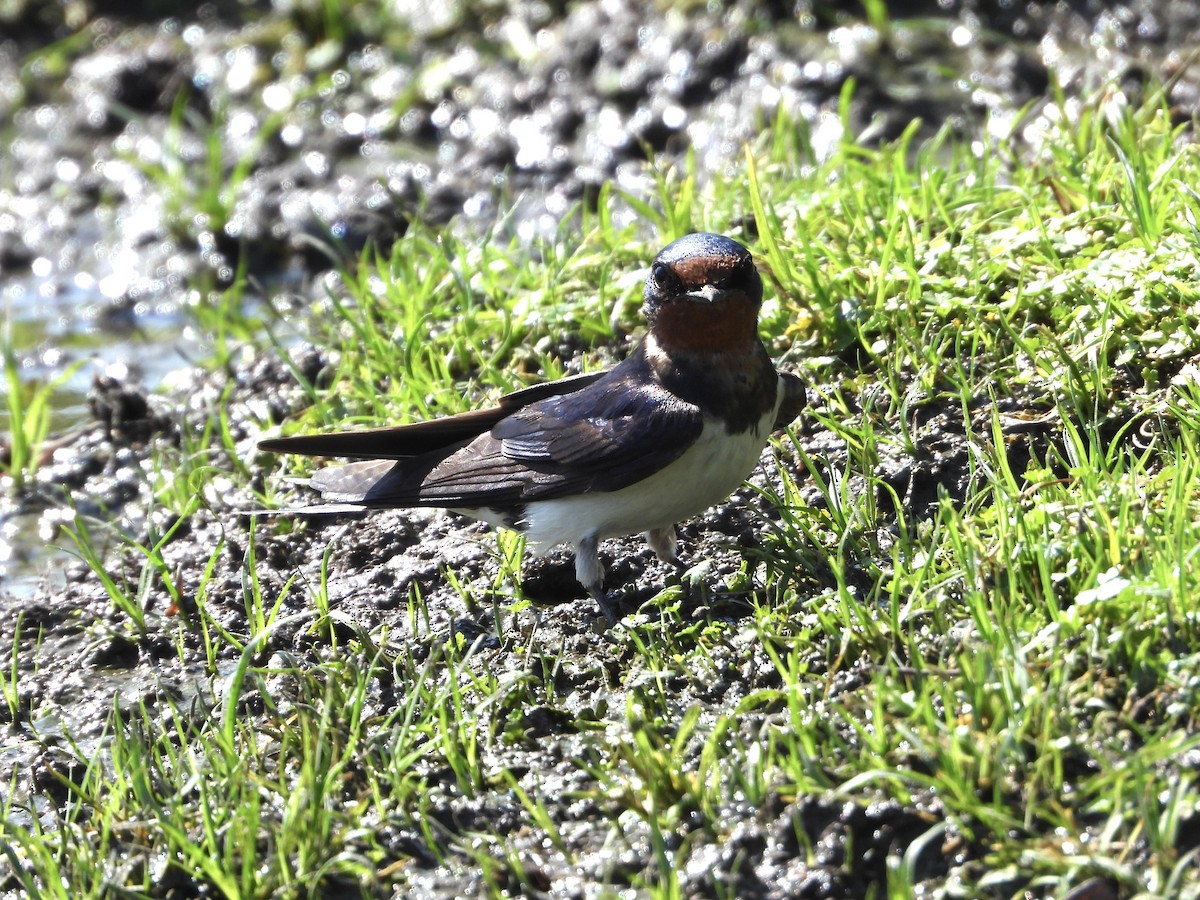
[4,0,1200,896]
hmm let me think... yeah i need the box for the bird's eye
[652,262,681,293]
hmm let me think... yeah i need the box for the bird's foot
[678,558,713,592]
[590,589,621,627]
[576,532,622,626]
[663,558,715,614]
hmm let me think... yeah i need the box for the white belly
[516,408,775,556]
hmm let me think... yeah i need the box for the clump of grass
[0,321,83,491]
[126,88,288,255]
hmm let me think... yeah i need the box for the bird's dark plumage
[257,233,806,621]
[256,371,606,460]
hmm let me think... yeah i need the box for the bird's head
[642,233,764,354]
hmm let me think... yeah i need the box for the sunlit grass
[1,317,84,491]
[10,67,1200,900]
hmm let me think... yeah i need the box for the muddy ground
[3,0,1200,896]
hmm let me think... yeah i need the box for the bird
[257,232,805,623]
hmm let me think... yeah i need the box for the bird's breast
[518,404,777,556]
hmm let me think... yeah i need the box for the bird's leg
[648,524,711,606]
[575,533,617,624]
[645,525,685,571]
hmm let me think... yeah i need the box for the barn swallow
[257,233,805,622]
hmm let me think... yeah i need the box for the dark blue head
[643,233,762,312]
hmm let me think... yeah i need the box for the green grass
[9,67,1200,900]
[0,315,85,491]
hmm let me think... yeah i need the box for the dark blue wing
[321,349,704,507]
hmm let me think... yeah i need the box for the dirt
[3,0,1200,896]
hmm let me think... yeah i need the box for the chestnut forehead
[669,252,747,286]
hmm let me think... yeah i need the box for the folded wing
[304,363,704,508]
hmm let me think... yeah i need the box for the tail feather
[256,370,608,460]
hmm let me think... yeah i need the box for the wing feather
[258,371,607,459]
[301,351,704,508]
